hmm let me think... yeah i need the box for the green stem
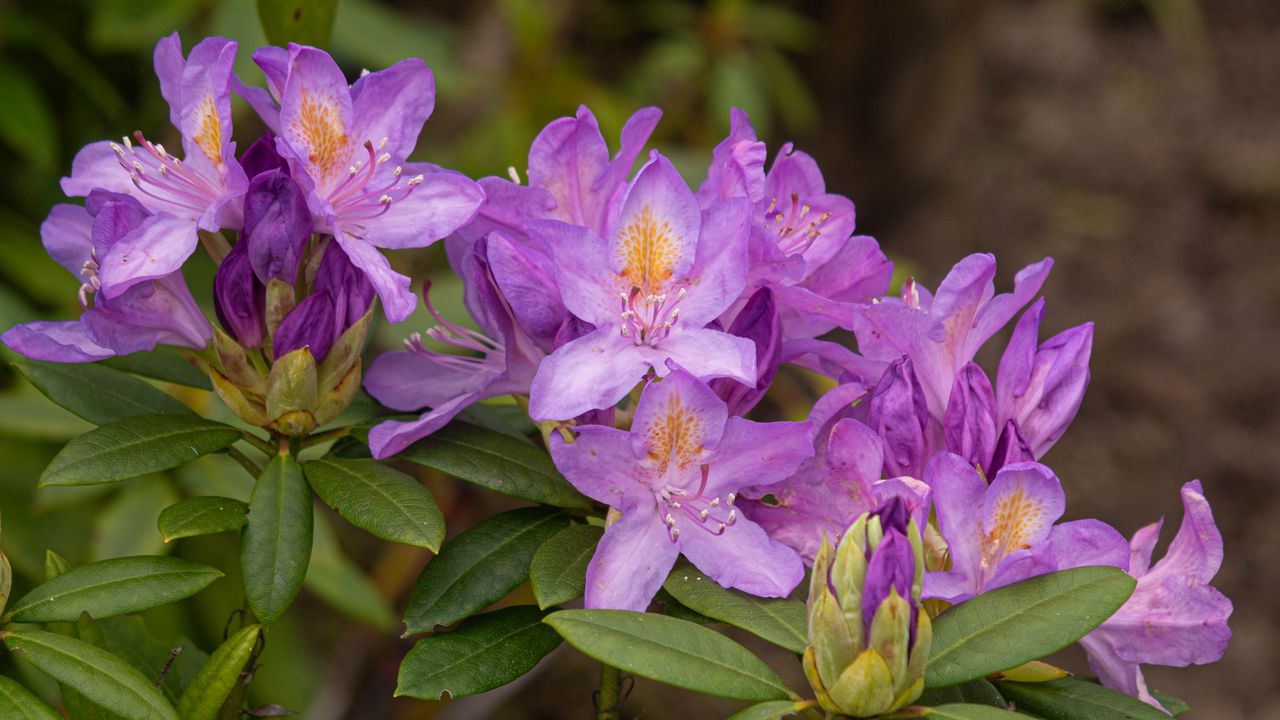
[596,663,621,720]
[225,446,262,477]
[239,431,275,456]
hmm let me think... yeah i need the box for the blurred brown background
[0,0,1275,717]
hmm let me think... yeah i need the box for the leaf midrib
[667,579,806,652]
[407,512,562,629]
[162,502,246,540]
[310,460,440,548]
[402,618,548,693]
[11,567,219,619]
[551,615,790,698]
[928,574,1127,672]
[8,633,171,719]
[44,421,238,481]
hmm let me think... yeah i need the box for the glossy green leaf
[158,496,249,542]
[14,359,192,425]
[530,524,602,609]
[176,624,261,720]
[257,0,338,46]
[303,457,445,551]
[726,700,808,720]
[545,609,792,702]
[662,563,807,653]
[925,704,1035,719]
[404,507,568,634]
[6,556,223,623]
[241,454,313,627]
[2,630,177,720]
[100,350,211,390]
[305,511,396,631]
[926,567,1135,688]
[38,414,242,488]
[390,422,591,510]
[396,606,561,700]
[994,678,1172,720]
[0,675,62,720]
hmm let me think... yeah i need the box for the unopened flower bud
[244,167,311,285]
[804,497,931,717]
[213,241,266,348]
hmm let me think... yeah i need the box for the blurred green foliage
[0,0,818,715]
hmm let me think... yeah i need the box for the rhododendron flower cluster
[2,33,1230,717]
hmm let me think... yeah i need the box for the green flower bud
[804,498,931,717]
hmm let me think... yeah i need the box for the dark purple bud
[872,496,911,536]
[214,241,267,348]
[711,288,781,416]
[273,293,336,362]
[944,363,997,470]
[239,132,288,180]
[867,356,930,478]
[313,243,375,335]
[989,419,1035,476]
[996,299,1093,458]
[861,530,915,636]
[244,168,311,284]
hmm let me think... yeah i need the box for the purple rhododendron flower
[851,253,1053,416]
[739,382,930,564]
[1074,481,1232,713]
[364,233,544,458]
[62,34,248,297]
[549,366,812,610]
[698,109,893,346]
[2,193,211,361]
[238,44,484,322]
[866,355,933,480]
[996,298,1093,459]
[923,452,1113,604]
[526,152,756,421]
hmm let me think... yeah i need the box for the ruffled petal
[527,328,646,421]
[584,502,679,611]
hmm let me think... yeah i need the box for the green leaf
[100,350,211,390]
[994,677,1172,719]
[918,679,1007,707]
[396,606,561,700]
[530,524,602,609]
[158,496,249,542]
[241,454,313,627]
[98,615,208,705]
[6,556,223,623]
[404,507,568,634]
[14,359,193,425]
[257,0,338,46]
[726,700,809,720]
[304,511,396,631]
[662,563,807,653]
[0,675,62,720]
[38,414,243,488]
[925,567,1136,688]
[2,629,177,720]
[925,704,1035,719]
[389,422,591,510]
[545,609,791,702]
[303,457,445,551]
[176,624,261,720]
